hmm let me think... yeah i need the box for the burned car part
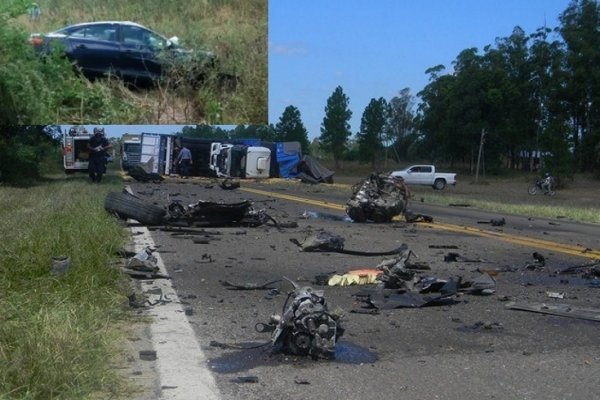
[346,173,409,223]
[165,200,272,227]
[221,279,281,290]
[354,278,460,309]
[256,278,344,359]
[290,230,405,256]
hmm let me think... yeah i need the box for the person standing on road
[87,127,112,183]
[175,145,193,178]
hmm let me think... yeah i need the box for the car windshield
[121,25,168,50]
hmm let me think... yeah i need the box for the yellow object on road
[328,268,380,286]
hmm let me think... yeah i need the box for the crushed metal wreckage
[105,189,282,228]
[256,278,344,359]
[165,199,274,227]
[346,172,410,223]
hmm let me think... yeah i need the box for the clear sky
[268,0,571,140]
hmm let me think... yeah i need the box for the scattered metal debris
[290,230,405,256]
[477,218,506,226]
[121,247,171,279]
[127,247,159,272]
[353,278,460,309]
[220,178,240,190]
[220,280,282,290]
[506,302,600,322]
[256,278,344,359]
[460,273,496,295]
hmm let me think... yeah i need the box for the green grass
[412,192,600,224]
[0,171,133,399]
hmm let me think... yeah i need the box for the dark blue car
[30,21,215,83]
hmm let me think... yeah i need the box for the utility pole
[475,129,485,183]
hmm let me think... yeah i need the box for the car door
[418,165,433,184]
[63,23,120,77]
[407,166,427,184]
[117,25,165,81]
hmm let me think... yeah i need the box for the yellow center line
[241,186,600,260]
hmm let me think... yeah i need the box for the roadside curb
[130,225,221,400]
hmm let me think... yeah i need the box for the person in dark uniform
[87,127,112,183]
[175,145,193,178]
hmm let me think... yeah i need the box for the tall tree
[559,0,600,171]
[357,97,387,168]
[0,125,60,182]
[320,86,352,168]
[385,88,416,160]
[275,105,311,153]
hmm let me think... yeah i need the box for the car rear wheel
[104,191,166,226]
[433,178,446,190]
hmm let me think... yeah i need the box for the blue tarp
[275,142,302,178]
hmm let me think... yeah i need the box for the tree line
[272,0,600,179]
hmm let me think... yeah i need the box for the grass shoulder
[0,170,138,399]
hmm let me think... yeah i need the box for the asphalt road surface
[128,179,600,400]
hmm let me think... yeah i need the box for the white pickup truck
[390,165,456,190]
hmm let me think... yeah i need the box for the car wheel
[104,191,166,226]
[433,179,446,190]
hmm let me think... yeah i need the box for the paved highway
[129,179,600,400]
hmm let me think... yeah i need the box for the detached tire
[104,191,166,226]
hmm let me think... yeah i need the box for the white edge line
[131,225,221,400]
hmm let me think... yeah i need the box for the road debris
[256,278,344,359]
[50,256,72,277]
[327,269,380,286]
[459,273,496,295]
[353,278,460,309]
[128,165,164,183]
[506,302,600,322]
[127,247,158,272]
[346,172,409,223]
[220,279,282,290]
[404,209,433,223]
[443,252,486,263]
[290,230,405,256]
[230,376,259,384]
[477,218,506,226]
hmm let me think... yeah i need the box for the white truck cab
[209,142,270,178]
